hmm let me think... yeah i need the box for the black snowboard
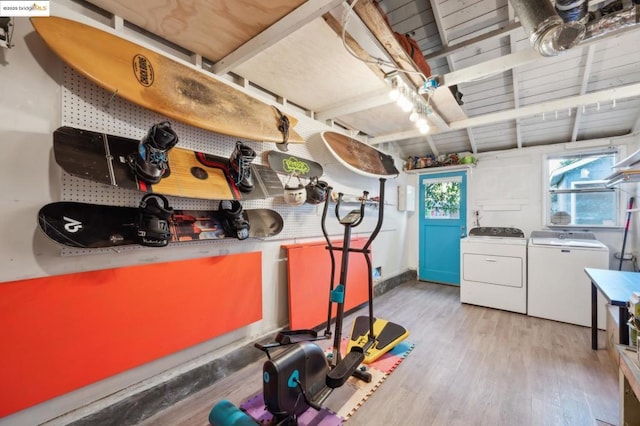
[38,201,284,248]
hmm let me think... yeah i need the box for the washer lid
[529,230,597,240]
[530,237,606,248]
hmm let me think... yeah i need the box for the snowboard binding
[136,194,173,247]
[129,121,179,184]
[305,176,329,205]
[219,200,250,240]
[229,141,257,193]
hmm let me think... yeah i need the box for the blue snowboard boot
[130,121,179,184]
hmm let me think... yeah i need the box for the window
[545,150,620,227]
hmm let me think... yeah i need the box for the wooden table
[618,345,640,423]
[585,268,640,350]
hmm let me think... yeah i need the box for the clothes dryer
[460,227,527,314]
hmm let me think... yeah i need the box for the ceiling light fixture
[385,72,433,134]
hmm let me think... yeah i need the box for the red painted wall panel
[0,253,262,417]
[284,238,369,330]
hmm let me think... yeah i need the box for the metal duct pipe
[508,0,585,56]
[584,5,640,41]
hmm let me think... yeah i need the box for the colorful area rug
[240,340,414,425]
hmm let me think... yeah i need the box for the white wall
[0,4,412,424]
[404,135,640,271]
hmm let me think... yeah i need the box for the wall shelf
[613,147,640,169]
[403,164,475,174]
[607,149,640,187]
[607,172,640,187]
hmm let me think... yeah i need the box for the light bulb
[419,123,430,134]
[388,75,401,101]
[409,110,419,122]
[401,99,413,112]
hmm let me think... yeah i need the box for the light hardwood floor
[137,281,619,426]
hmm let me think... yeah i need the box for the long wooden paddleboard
[30,16,304,146]
[321,131,399,177]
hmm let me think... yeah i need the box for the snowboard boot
[130,121,179,184]
[229,141,256,193]
[136,194,173,247]
[219,200,250,240]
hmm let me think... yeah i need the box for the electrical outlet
[373,266,382,281]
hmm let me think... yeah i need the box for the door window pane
[424,180,461,219]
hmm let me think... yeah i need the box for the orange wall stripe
[283,238,369,330]
[0,253,262,417]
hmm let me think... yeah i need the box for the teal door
[418,171,467,285]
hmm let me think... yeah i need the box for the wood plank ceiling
[85,0,640,159]
[368,0,640,157]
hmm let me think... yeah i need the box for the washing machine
[528,231,609,328]
[460,227,527,314]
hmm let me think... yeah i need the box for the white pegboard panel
[58,64,397,255]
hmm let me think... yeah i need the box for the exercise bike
[252,178,408,425]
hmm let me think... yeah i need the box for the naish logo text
[133,54,154,87]
[63,216,83,233]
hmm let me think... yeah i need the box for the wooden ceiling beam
[425,21,522,61]
[506,4,522,150]
[369,82,640,144]
[570,45,596,142]
[315,88,391,121]
[353,0,466,125]
[213,0,343,75]
[427,135,439,156]
[439,16,640,89]
[442,48,541,88]
[430,0,477,154]
[632,114,640,134]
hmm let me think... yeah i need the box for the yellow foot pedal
[347,316,409,363]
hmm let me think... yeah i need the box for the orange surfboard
[30,16,304,145]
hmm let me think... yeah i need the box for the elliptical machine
[252,178,408,425]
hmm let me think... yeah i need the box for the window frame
[542,147,624,229]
